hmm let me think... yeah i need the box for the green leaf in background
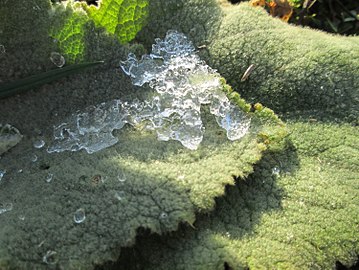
[49,0,149,63]
[80,0,149,43]
[50,3,88,62]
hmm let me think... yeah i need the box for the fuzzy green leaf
[138,1,359,123]
[0,85,285,269]
[115,122,359,270]
[0,0,358,269]
[49,3,88,62]
[0,1,285,269]
[49,0,149,63]
[81,0,149,43]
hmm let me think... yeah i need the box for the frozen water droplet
[45,173,54,183]
[0,124,22,152]
[159,212,168,220]
[73,208,86,223]
[50,52,65,68]
[216,104,251,141]
[272,167,280,175]
[42,250,58,265]
[334,89,341,95]
[48,100,125,153]
[18,214,26,221]
[0,202,13,214]
[30,154,38,162]
[114,191,125,201]
[0,169,6,181]
[117,171,126,182]
[0,44,5,54]
[33,139,45,149]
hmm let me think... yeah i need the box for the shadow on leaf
[97,141,299,269]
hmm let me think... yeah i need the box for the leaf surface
[114,122,359,270]
[0,2,284,269]
[81,0,149,43]
[0,0,358,269]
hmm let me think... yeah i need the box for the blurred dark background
[51,0,358,35]
[229,0,359,35]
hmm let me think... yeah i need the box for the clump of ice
[47,31,250,154]
[120,30,251,148]
[48,100,128,154]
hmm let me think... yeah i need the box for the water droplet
[50,52,65,68]
[18,214,25,221]
[45,173,54,183]
[17,169,23,173]
[334,89,342,95]
[272,167,280,176]
[33,139,45,149]
[0,202,13,214]
[42,250,58,265]
[30,154,38,162]
[114,191,125,201]
[73,208,86,223]
[177,175,185,180]
[225,231,231,238]
[117,171,127,182]
[159,212,168,220]
[0,44,5,54]
[0,169,6,181]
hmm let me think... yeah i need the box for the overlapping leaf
[0,1,285,269]
[114,122,359,270]
[0,0,358,269]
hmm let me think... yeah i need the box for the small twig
[241,64,255,82]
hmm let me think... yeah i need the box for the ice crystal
[48,31,250,153]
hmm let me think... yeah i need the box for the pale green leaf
[82,0,149,43]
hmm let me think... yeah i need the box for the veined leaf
[81,0,149,43]
[50,4,88,63]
